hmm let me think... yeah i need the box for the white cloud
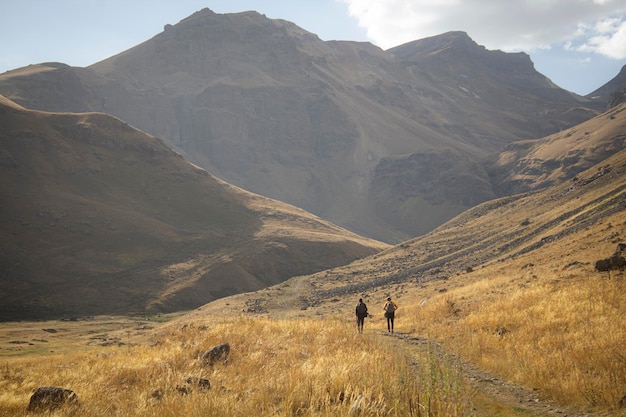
[338,0,626,59]
[577,18,626,58]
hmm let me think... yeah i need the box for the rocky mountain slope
[191,103,626,319]
[0,9,607,242]
[487,100,626,196]
[0,95,388,321]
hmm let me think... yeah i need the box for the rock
[595,258,611,272]
[151,388,164,401]
[186,377,211,390]
[26,386,77,412]
[202,343,230,366]
[176,377,210,395]
[176,385,190,395]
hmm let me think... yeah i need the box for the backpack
[356,302,367,315]
[385,302,395,313]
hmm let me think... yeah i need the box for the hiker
[383,297,398,332]
[355,298,368,333]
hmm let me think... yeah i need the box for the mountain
[0,95,388,321]
[587,64,626,105]
[193,103,626,320]
[0,9,606,243]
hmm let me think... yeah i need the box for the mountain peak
[388,30,536,71]
[387,31,484,59]
[387,31,544,92]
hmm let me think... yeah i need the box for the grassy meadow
[0,317,469,417]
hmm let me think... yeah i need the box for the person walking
[383,297,398,333]
[355,298,368,333]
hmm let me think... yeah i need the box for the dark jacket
[356,302,368,317]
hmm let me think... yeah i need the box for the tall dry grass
[403,258,626,412]
[0,317,470,416]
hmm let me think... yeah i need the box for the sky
[2,0,626,95]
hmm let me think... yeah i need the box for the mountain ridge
[0,9,611,242]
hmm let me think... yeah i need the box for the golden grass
[404,252,626,413]
[0,317,469,417]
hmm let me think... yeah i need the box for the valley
[0,7,625,416]
[2,145,624,416]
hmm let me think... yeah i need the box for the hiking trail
[378,331,604,417]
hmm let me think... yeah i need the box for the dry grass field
[0,317,471,417]
[405,230,626,413]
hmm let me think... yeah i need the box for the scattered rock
[495,326,509,336]
[175,377,211,395]
[176,385,191,395]
[186,377,210,390]
[26,386,77,412]
[151,388,164,400]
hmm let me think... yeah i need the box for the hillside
[487,101,626,195]
[189,104,626,321]
[0,95,388,321]
[0,9,605,242]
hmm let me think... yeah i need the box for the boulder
[610,255,626,270]
[202,343,230,366]
[26,386,77,412]
[595,258,611,272]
